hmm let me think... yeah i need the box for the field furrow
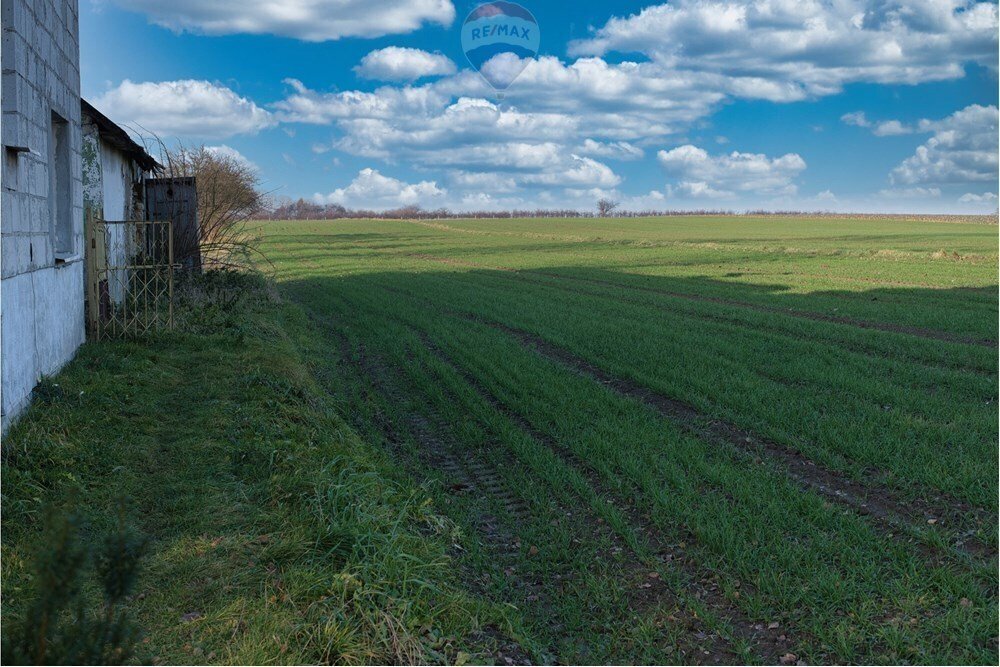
[262,216,999,665]
[479,316,991,560]
[414,327,796,664]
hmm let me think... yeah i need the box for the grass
[2,215,996,664]
[1,272,518,664]
[264,215,997,664]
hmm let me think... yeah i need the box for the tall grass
[1,270,512,664]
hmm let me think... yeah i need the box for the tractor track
[305,311,535,664]
[471,317,993,563]
[311,309,753,664]
[368,281,992,560]
[415,330,796,665]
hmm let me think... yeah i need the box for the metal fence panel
[86,218,174,339]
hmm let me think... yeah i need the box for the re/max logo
[470,24,531,40]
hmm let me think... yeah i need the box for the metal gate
[86,217,174,339]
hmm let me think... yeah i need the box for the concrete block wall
[1,0,84,432]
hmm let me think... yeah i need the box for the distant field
[261,215,998,664]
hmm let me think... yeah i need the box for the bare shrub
[160,145,267,271]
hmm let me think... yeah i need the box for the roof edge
[81,98,162,172]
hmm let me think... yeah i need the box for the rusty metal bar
[86,219,175,339]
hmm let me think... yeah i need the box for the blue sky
[80,0,999,213]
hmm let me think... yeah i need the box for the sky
[80,0,1000,213]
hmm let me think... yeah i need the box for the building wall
[1,0,83,432]
[82,118,150,308]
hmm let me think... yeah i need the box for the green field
[263,215,998,664]
[2,215,995,665]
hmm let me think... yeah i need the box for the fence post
[168,220,174,330]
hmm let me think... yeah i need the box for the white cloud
[110,0,455,41]
[841,111,870,128]
[277,57,731,141]
[354,47,456,81]
[617,189,669,209]
[93,80,274,139]
[274,78,451,125]
[658,144,806,197]
[447,171,518,192]
[486,57,728,134]
[877,186,942,198]
[269,55,819,201]
[576,139,644,160]
[841,111,913,136]
[521,155,622,188]
[570,0,998,99]
[205,144,258,170]
[958,191,998,203]
[670,181,736,199]
[890,104,999,186]
[251,2,996,211]
[872,120,913,137]
[314,168,445,209]
[283,92,619,190]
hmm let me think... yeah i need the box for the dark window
[48,110,73,257]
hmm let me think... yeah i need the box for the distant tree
[597,198,619,217]
[385,204,424,219]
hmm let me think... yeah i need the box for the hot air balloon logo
[461,1,539,96]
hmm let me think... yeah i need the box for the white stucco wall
[1,0,84,432]
[100,142,128,221]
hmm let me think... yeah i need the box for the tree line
[258,198,751,220]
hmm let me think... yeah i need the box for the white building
[82,99,160,229]
[81,99,160,315]
[1,0,85,432]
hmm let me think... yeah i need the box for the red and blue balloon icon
[461,2,540,94]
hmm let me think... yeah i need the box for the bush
[1,501,147,665]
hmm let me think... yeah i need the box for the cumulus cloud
[93,80,274,139]
[110,0,455,41]
[958,191,998,203]
[205,144,258,170]
[274,78,451,125]
[841,111,913,136]
[877,186,942,199]
[670,181,736,199]
[314,168,445,209]
[277,57,730,142]
[841,111,870,128]
[570,0,998,99]
[890,104,999,186]
[354,47,456,81]
[521,155,622,188]
[282,91,620,190]
[871,120,913,137]
[657,145,807,197]
[213,0,996,210]
[486,57,727,134]
[576,139,644,160]
[447,171,518,192]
